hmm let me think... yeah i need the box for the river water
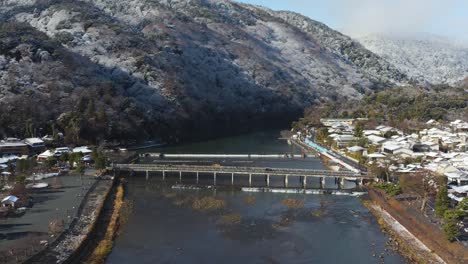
[107,130,406,264]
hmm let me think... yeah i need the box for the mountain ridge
[0,0,409,143]
[354,32,468,85]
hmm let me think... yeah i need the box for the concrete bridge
[113,164,375,189]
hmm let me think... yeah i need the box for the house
[53,147,71,157]
[451,120,468,132]
[449,185,468,202]
[73,146,93,155]
[413,142,439,152]
[392,148,414,158]
[37,150,54,161]
[320,118,355,127]
[382,141,403,154]
[426,119,439,126]
[0,139,29,156]
[445,170,468,186]
[367,153,387,161]
[367,135,387,145]
[363,130,381,136]
[25,138,46,154]
[1,195,19,208]
[347,146,365,153]
[334,135,358,147]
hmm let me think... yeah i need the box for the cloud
[331,0,454,36]
[239,0,468,41]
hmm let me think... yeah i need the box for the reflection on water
[108,131,406,264]
[143,130,300,154]
[107,178,406,264]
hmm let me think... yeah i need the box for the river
[106,130,406,264]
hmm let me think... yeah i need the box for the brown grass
[282,198,304,209]
[173,196,194,207]
[244,195,256,206]
[311,209,324,218]
[368,188,468,264]
[88,184,124,264]
[191,197,226,211]
[217,213,242,225]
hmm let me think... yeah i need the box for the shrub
[373,182,402,197]
[191,197,226,211]
[435,186,449,218]
[217,213,241,225]
[442,210,460,242]
[282,198,304,209]
[89,184,124,264]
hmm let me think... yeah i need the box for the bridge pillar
[303,176,307,189]
[266,174,270,188]
[162,170,166,180]
[338,178,345,189]
[356,178,364,186]
[321,177,325,189]
[284,175,289,188]
[214,172,217,186]
[231,173,234,185]
[179,171,182,182]
[196,171,199,184]
[146,170,149,181]
[249,174,252,187]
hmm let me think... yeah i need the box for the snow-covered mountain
[0,0,408,142]
[354,33,468,85]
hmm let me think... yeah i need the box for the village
[0,133,104,217]
[0,132,117,262]
[294,117,468,242]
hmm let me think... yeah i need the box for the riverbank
[364,188,468,264]
[86,182,124,264]
[106,176,407,264]
[24,177,114,264]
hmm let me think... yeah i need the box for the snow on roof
[73,146,92,154]
[367,135,386,144]
[25,138,44,144]
[2,195,19,203]
[444,171,467,179]
[0,141,27,147]
[452,185,468,193]
[383,144,402,151]
[347,146,365,152]
[364,130,380,135]
[368,153,386,158]
[38,150,53,158]
[448,194,463,202]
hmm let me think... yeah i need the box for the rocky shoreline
[363,199,446,264]
[24,178,114,264]
[363,188,468,264]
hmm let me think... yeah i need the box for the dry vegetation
[311,209,325,218]
[217,213,242,226]
[88,184,124,264]
[191,197,226,212]
[282,198,304,209]
[244,195,256,206]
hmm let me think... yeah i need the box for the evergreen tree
[435,185,449,218]
[443,210,460,242]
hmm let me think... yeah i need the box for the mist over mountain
[354,33,468,85]
[0,0,409,143]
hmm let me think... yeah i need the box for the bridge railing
[114,164,368,177]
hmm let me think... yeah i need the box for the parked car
[81,155,93,162]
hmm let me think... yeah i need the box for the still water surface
[107,131,406,264]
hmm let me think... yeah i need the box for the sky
[236,0,468,42]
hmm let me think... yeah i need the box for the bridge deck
[114,164,372,179]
